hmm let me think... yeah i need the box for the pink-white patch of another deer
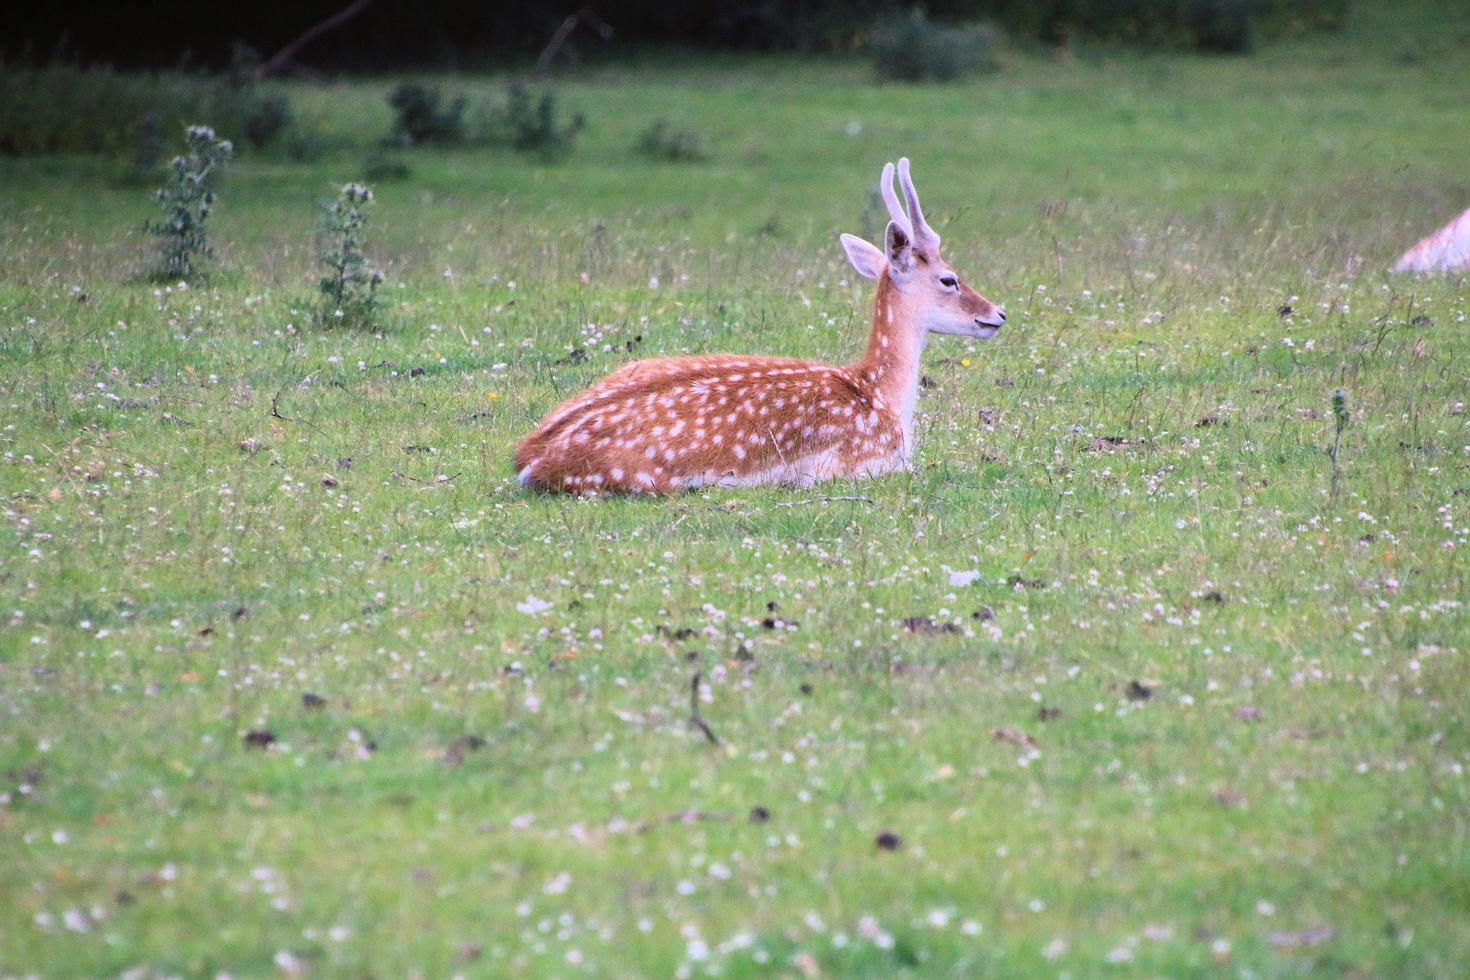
[514,158,1007,495]
[1395,206,1470,274]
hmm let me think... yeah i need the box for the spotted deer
[514,158,1006,495]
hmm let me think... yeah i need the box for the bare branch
[688,671,720,746]
[254,0,374,81]
[773,496,873,508]
[535,6,615,77]
[269,385,325,435]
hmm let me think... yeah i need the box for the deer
[514,158,1006,495]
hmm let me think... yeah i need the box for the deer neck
[855,273,926,455]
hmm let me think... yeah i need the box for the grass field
[3,2,1469,975]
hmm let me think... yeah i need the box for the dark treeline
[10,0,1350,70]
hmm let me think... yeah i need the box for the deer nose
[975,307,1006,328]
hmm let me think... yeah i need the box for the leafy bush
[385,82,584,159]
[386,82,466,146]
[241,95,291,148]
[221,43,291,149]
[145,125,232,282]
[284,131,327,163]
[500,84,585,159]
[868,8,999,82]
[0,62,292,157]
[362,147,412,182]
[131,113,169,174]
[314,183,385,330]
[635,119,709,162]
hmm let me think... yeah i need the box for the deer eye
[939,275,958,290]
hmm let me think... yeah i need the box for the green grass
[3,3,1470,975]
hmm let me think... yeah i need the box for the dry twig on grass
[773,496,873,508]
[689,671,720,745]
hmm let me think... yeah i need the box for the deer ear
[840,233,885,280]
[884,220,915,278]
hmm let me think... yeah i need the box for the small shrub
[241,94,291,148]
[500,83,584,160]
[635,119,708,162]
[387,82,465,146]
[285,131,326,163]
[225,40,263,88]
[383,82,584,159]
[145,125,232,282]
[314,182,384,329]
[362,147,412,182]
[221,43,292,149]
[868,9,999,82]
[131,113,168,174]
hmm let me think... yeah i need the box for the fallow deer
[514,158,1006,494]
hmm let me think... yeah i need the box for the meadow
[2,2,1469,975]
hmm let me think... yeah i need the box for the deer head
[840,158,1006,339]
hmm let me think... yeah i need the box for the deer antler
[879,162,912,237]
[897,157,940,253]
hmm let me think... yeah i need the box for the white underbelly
[672,447,908,490]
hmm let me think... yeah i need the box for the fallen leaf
[242,730,276,749]
[443,734,487,766]
[1268,924,1335,949]
[635,810,731,834]
[903,616,959,635]
[1214,788,1246,807]
[994,727,1039,749]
